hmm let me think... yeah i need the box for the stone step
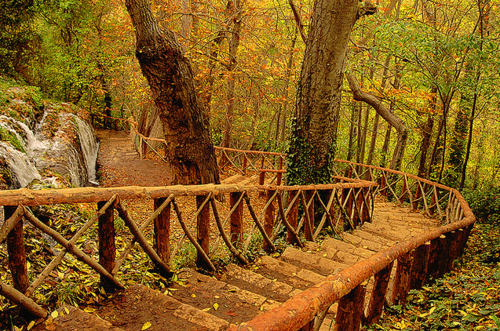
[361,221,425,242]
[169,269,279,326]
[92,284,229,331]
[254,255,326,291]
[220,263,296,302]
[281,247,349,277]
[32,305,124,331]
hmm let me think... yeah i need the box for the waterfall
[74,117,99,185]
[0,142,41,187]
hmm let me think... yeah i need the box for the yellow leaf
[27,321,35,330]
[58,272,64,279]
[213,303,219,311]
[64,307,70,315]
[83,307,96,313]
[51,310,59,319]
[142,322,152,330]
[191,293,196,298]
[202,307,211,312]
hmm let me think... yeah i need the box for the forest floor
[96,129,171,187]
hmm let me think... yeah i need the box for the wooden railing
[228,160,475,331]
[91,115,287,184]
[0,177,375,318]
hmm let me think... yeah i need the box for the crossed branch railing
[0,176,374,319]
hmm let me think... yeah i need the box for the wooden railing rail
[228,160,475,331]
[0,180,375,318]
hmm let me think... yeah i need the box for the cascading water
[0,111,99,188]
[74,116,99,185]
[0,142,41,187]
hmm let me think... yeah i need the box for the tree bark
[222,0,243,150]
[125,0,220,185]
[287,0,359,185]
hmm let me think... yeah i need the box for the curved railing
[228,159,475,331]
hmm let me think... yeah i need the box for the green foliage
[464,187,500,224]
[0,126,25,153]
[286,120,336,186]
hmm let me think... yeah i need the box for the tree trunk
[222,0,243,149]
[346,72,408,171]
[125,0,220,185]
[287,0,359,185]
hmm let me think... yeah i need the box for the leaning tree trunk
[286,0,359,185]
[125,0,219,185]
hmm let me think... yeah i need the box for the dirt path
[96,129,171,187]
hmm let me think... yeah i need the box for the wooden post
[379,174,387,196]
[277,158,283,185]
[196,195,211,270]
[413,184,422,211]
[365,262,394,326]
[426,235,447,282]
[230,192,243,246]
[336,282,367,331]
[345,188,354,230]
[6,206,29,293]
[263,190,275,253]
[242,157,247,175]
[98,201,116,291]
[304,191,314,241]
[429,189,437,215]
[399,178,408,204]
[287,191,299,245]
[391,251,413,305]
[410,242,430,290]
[153,197,171,264]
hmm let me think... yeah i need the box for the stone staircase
[33,202,438,331]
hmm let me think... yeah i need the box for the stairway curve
[33,202,438,331]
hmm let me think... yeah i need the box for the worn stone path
[96,129,171,187]
[33,130,440,331]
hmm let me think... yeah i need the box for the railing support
[6,206,29,293]
[263,190,276,253]
[365,262,394,326]
[287,191,299,245]
[196,195,211,270]
[335,282,367,331]
[391,251,413,305]
[98,201,116,291]
[230,192,244,246]
[154,197,171,264]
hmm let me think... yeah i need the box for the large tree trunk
[125,0,219,185]
[287,0,359,185]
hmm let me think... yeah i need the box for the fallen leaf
[213,303,219,311]
[51,310,58,319]
[27,321,35,330]
[142,322,151,330]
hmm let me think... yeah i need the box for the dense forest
[2,0,499,193]
[1,1,500,330]
[0,0,497,188]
